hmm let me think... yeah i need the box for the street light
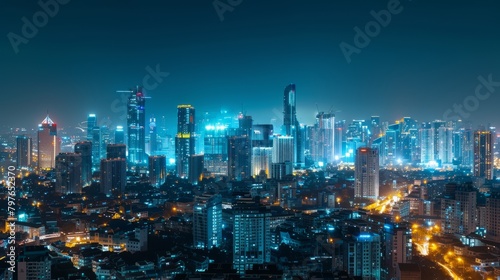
[457,257,464,277]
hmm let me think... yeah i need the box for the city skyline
[2,1,500,130]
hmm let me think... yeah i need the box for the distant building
[38,115,60,170]
[87,113,97,141]
[251,147,272,178]
[252,124,273,148]
[55,153,83,194]
[107,144,126,160]
[203,124,228,177]
[193,194,222,249]
[228,136,251,181]
[149,155,166,187]
[175,105,195,178]
[127,86,147,166]
[100,158,126,196]
[114,125,125,144]
[354,147,379,199]
[272,135,294,164]
[310,112,335,165]
[74,141,92,186]
[16,135,32,169]
[189,154,204,185]
[474,130,494,179]
[282,83,303,166]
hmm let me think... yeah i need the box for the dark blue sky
[2,0,500,131]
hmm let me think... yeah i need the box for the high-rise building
[437,125,453,165]
[383,223,412,279]
[455,184,477,235]
[87,113,97,141]
[148,116,158,156]
[419,122,434,165]
[55,153,83,194]
[474,130,494,179]
[189,154,204,185]
[343,233,381,279]
[282,84,303,166]
[149,155,166,187]
[106,144,126,160]
[233,198,271,274]
[127,86,147,166]
[252,124,273,148]
[354,147,379,199]
[175,105,195,178]
[37,115,60,170]
[115,125,125,144]
[228,136,251,181]
[272,135,294,164]
[486,192,500,241]
[18,246,52,280]
[16,135,32,169]
[91,126,101,168]
[74,141,92,186]
[251,147,272,178]
[203,124,228,177]
[100,158,126,196]
[311,112,335,165]
[193,194,222,249]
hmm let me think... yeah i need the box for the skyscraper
[311,112,335,165]
[175,105,195,178]
[233,198,271,274]
[228,136,251,181]
[419,122,434,165]
[87,113,97,141]
[343,233,381,279]
[149,155,166,187]
[203,124,228,177]
[189,154,205,185]
[115,125,125,144]
[91,126,101,168]
[100,158,126,196]
[74,141,92,186]
[474,130,494,179]
[251,147,272,178]
[193,194,222,249]
[127,86,147,166]
[252,124,273,148]
[55,153,83,194]
[282,84,303,166]
[37,115,60,170]
[106,144,126,160]
[16,135,32,169]
[354,147,379,199]
[272,135,294,164]
[148,116,158,156]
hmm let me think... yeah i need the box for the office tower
[91,126,101,167]
[193,194,222,249]
[282,84,303,166]
[228,136,251,181]
[272,135,294,164]
[100,158,126,196]
[18,246,52,280]
[408,128,420,163]
[383,223,412,279]
[370,116,381,144]
[486,192,500,241]
[271,162,293,180]
[233,198,271,274]
[432,120,445,164]
[175,105,195,178]
[343,233,381,280]
[37,115,60,170]
[252,147,272,178]
[474,130,494,179]
[437,125,453,165]
[238,114,253,137]
[384,124,399,165]
[354,147,379,199]
[252,124,273,148]
[311,112,335,165]
[55,153,83,194]
[115,125,125,144]
[16,135,32,169]
[100,125,111,161]
[74,141,92,186]
[419,122,434,165]
[87,113,97,141]
[148,116,158,155]
[127,86,147,165]
[106,144,126,160]
[189,154,204,185]
[455,184,477,235]
[462,128,474,167]
[149,155,166,187]
[452,130,463,164]
[204,124,228,177]
[335,120,346,159]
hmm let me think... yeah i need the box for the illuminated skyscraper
[193,194,222,249]
[474,130,494,179]
[115,125,125,144]
[16,135,32,169]
[127,86,147,165]
[204,124,228,177]
[74,141,92,186]
[419,122,434,165]
[148,116,158,156]
[311,112,335,165]
[37,115,60,170]
[282,84,303,166]
[91,126,101,168]
[175,105,195,178]
[55,153,83,194]
[272,135,294,164]
[87,113,97,141]
[251,147,272,178]
[354,147,379,199]
[228,136,251,181]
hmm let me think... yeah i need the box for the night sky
[2,0,500,131]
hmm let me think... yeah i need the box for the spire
[41,115,54,125]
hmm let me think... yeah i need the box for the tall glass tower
[283,84,303,166]
[175,105,195,178]
[38,115,60,170]
[127,86,147,166]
